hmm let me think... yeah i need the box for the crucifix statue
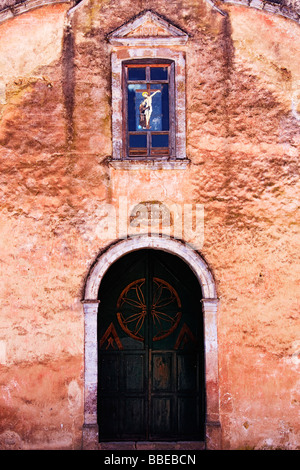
[138,88,161,129]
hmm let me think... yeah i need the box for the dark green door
[97,249,205,441]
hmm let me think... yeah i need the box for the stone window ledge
[108,158,190,170]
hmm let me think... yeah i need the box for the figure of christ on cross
[138,86,161,129]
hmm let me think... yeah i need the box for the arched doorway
[82,236,220,450]
[97,249,204,441]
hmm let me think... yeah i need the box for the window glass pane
[148,85,162,131]
[152,134,169,148]
[161,84,169,131]
[150,67,168,81]
[149,84,169,131]
[128,84,145,132]
[129,134,147,148]
[128,67,146,81]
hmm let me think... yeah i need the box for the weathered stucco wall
[0,0,299,450]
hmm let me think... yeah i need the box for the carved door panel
[98,250,204,441]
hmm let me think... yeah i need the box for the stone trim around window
[107,11,189,169]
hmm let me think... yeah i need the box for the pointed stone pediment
[107,10,188,46]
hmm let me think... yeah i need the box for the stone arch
[82,236,221,449]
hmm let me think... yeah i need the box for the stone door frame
[82,236,221,449]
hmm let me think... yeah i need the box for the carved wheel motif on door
[116,277,182,342]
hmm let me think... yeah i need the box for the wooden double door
[97,249,205,441]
